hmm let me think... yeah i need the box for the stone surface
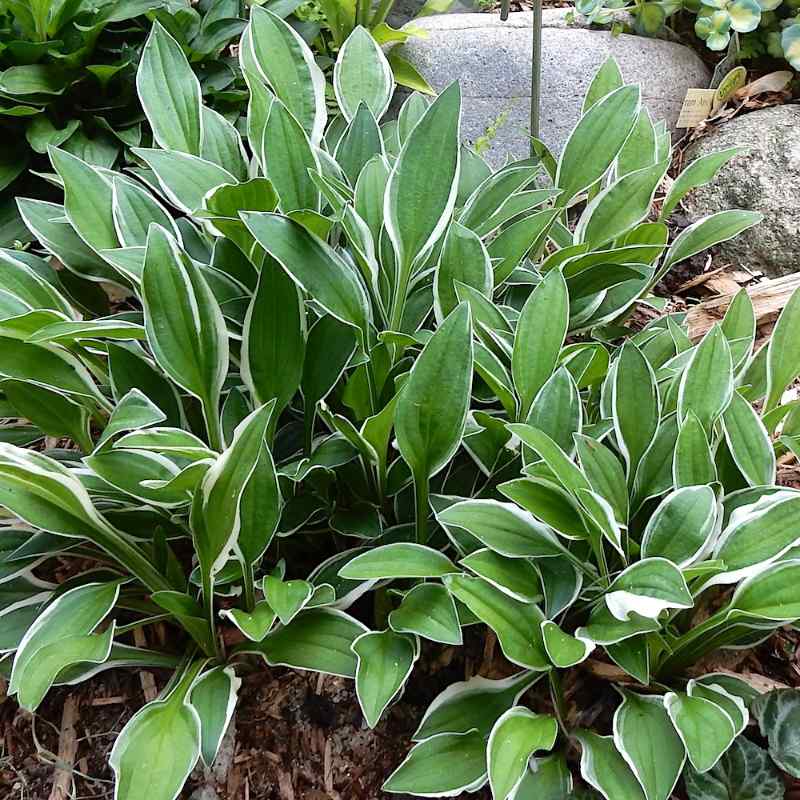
[397,11,710,165]
[681,105,800,278]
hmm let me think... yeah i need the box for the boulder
[681,105,800,278]
[397,11,710,165]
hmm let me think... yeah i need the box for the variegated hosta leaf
[191,403,274,605]
[10,581,119,710]
[353,629,417,728]
[613,690,686,800]
[383,730,488,796]
[487,707,558,800]
[110,660,206,800]
[334,26,394,123]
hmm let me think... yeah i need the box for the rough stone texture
[681,105,800,278]
[398,11,710,165]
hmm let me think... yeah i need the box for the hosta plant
[0,9,793,799]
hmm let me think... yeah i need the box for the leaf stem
[389,261,412,333]
[241,558,256,613]
[201,571,221,660]
[203,398,224,452]
[414,475,429,544]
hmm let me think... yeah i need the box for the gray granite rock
[682,105,800,278]
[397,11,710,165]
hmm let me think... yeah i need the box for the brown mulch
[3,626,799,799]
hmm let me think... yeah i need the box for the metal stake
[500,0,543,154]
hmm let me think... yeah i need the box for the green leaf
[674,411,717,488]
[396,302,473,481]
[190,666,240,767]
[640,486,718,567]
[386,50,434,94]
[576,730,646,800]
[237,442,281,566]
[334,26,394,122]
[632,412,679,506]
[263,575,313,625]
[512,753,574,800]
[220,602,276,642]
[335,103,384,186]
[110,660,204,800]
[0,64,69,96]
[29,318,146,346]
[262,100,320,212]
[460,547,542,603]
[722,391,775,486]
[249,608,367,677]
[247,6,326,145]
[575,434,628,524]
[576,159,668,248]
[243,213,371,342]
[683,736,784,800]
[242,257,305,420]
[488,209,558,285]
[137,22,202,155]
[613,691,686,800]
[487,708,558,800]
[660,148,745,221]
[132,149,236,214]
[434,221,492,323]
[526,367,582,455]
[459,165,539,231]
[201,107,247,181]
[541,619,594,667]
[338,543,457,579]
[617,109,657,177]
[353,629,416,727]
[662,211,762,273]
[443,574,549,669]
[111,177,177,249]
[613,341,659,482]
[2,379,92,452]
[95,388,166,447]
[49,147,118,252]
[141,226,228,446]
[512,268,569,418]
[190,404,272,606]
[0,336,104,405]
[663,691,735,773]
[729,559,800,621]
[383,731,487,795]
[679,325,733,434]
[437,499,567,559]
[752,688,800,778]
[413,670,540,741]
[499,477,588,539]
[385,82,461,295]
[388,583,462,645]
[556,85,640,205]
[765,287,800,411]
[10,582,119,710]
[508,424,592,496]
[604,558,692,621]
[712,491,800,581]
[582,57,624,112]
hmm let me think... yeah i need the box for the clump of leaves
[0,0,249,246]
[0,9,794,800]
